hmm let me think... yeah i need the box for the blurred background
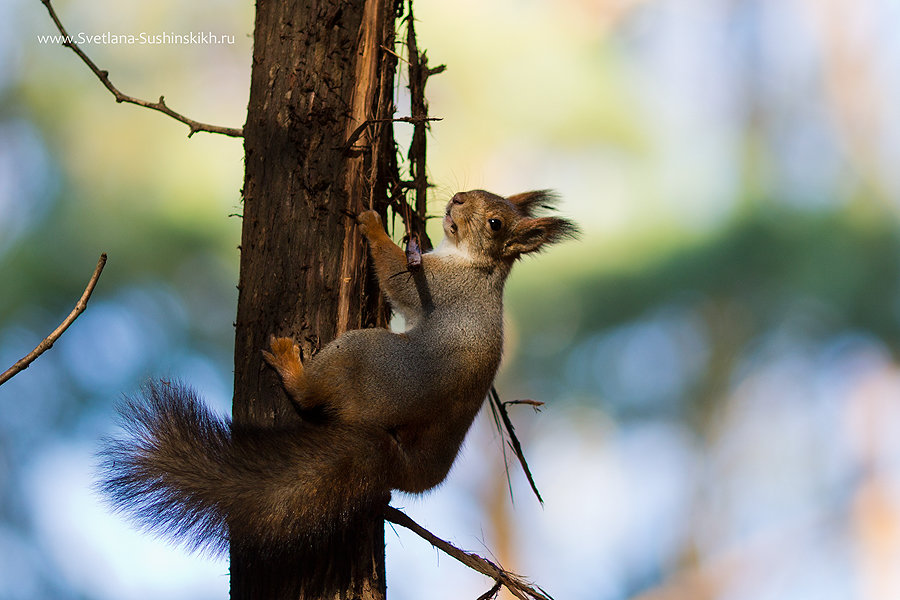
[2,0,900,598]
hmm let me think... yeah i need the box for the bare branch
[384,506,553,600]
[0,253,107,386]
[38,0,243,138]
[404,5,443,244]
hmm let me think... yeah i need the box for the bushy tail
[98,381,393,557]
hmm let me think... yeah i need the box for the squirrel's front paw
[357,210,382,237]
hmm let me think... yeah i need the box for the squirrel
[98,189,577,582]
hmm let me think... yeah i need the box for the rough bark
[232,0,400,597]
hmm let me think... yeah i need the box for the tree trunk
[231,0,400,597]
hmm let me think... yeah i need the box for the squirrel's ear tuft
[503,216,580,258]
[506,190,560,217]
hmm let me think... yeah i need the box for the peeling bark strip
[233,0,399,597]
[338,0,391,337]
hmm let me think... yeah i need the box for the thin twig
[380,44,410,65]
[343,116,442,153]
[487,390,516,504]
[384,506,553,600]
[505,399,545,409]
[476,580,503,600]
[490,386,545,505]
[38,0,243,138]
[0,253,107,386]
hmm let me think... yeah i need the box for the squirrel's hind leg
[262,335,310,410]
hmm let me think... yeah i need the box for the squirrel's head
[441,189,579,265]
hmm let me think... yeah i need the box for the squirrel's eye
[488,218,502,231]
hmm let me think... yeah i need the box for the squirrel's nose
[451,193,466,205]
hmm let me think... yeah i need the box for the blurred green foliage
[506,205,900,426]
